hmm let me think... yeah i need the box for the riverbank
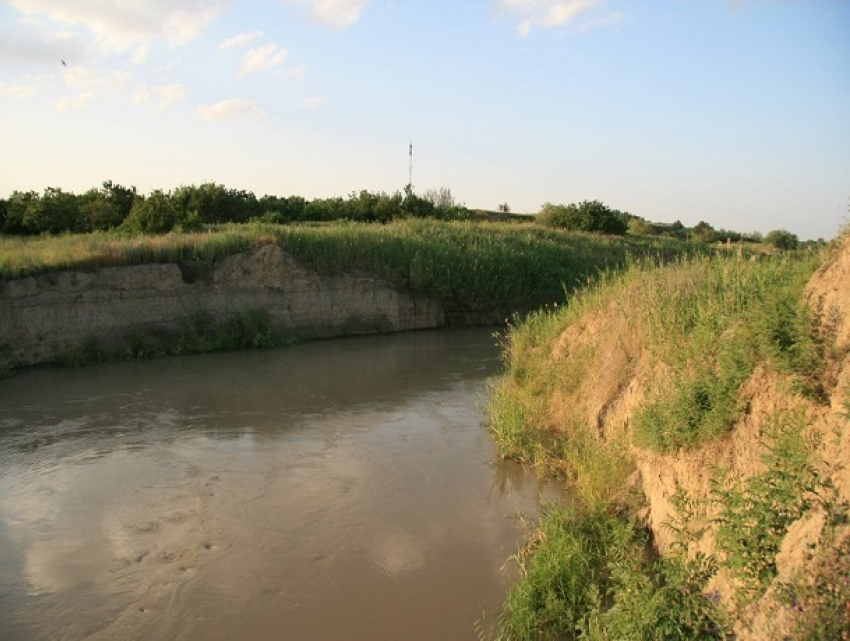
[0,220,705,372]
[488,236,850,639]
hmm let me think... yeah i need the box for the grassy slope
[0,220,706,311]
[488,243,850,640]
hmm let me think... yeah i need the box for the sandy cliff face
[539,238,850,638]
[0,244,446,368]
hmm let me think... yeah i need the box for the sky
[0,0,848,240]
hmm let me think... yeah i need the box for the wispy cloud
[498,0,622,36]
[154,83,189,109]
[4,0,226,52]
[277,63,307,79]
[300,95,322,110]
[0,75,50,99]
[133,83,151,105]
[219,30,263,51]
[131,45,149,64]
[239,44,288,77]
[197,98,264,120]
[56,91,94,111]
[0,19,87,65]
[284,0,371,31]
[574,10,626,33]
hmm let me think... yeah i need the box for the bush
[122,190,179,234]
[538,200,627,235]
[765,229,799,250]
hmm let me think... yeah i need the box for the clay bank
[0,244,456,369]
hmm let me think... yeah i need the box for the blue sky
[0,0,848,240]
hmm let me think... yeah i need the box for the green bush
[712,410,820,593]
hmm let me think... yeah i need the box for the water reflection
[0,328,563,641]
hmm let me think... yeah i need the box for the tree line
[537,199,804,249]
[0,182,804,249]
[0,182,466,236]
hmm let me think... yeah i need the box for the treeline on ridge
[0,182,472,236]
[0,181,804,249]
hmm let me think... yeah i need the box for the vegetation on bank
[486,245,849,640]
[0,220,710,311]
[0,181,808,250]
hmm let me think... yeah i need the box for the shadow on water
[0,328,565,641]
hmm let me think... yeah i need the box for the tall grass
[486,249,830,638]
[0,228,259,279]
[0,220,707,313]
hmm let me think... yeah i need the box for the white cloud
[284,0,371,31]
[197,98,264,120]
[239,44,288,77]
[0,74,50,98]
[574,10,626,33]
[63,66,130,92]
[277,63,307,79]
[300,95,322,109]
[57,91,94,111]
[131,46,149,64]
[0,19,87,65]
[154,83,189,109]
[497,0,621,36]
[4,0,226,52]
[219,30,263,51]
[133,83,151,105]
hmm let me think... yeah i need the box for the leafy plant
[712,410,820,593]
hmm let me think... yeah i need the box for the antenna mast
[408,142,413,190]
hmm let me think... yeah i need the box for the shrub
[764,229,799,251]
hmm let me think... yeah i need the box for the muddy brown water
[0,328,563,640]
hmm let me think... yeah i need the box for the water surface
[0,328,561,640]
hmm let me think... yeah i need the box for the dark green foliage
[712,412,820,592]
[172,183,260,225]
[593,553,728,640]
[764,229,799,250]
[173,310,279,354]
[538,200,628,235]
[494,506,728,640]
[22,187,80,234]
[57,310,287,367]
[497,506,638,640]
[122,190,179,234]
[691,221,716,243]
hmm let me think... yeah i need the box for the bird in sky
[60,59,66,66]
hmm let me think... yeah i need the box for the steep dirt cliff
[494,237,850,638]
[0,243,446,369]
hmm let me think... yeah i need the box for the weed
[494,504,638,640]
[586,553,728,641]
[712,409,820,595]
[785,532,850,640]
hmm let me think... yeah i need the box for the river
[0,328,561,640]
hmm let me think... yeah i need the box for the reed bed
[0,220,705,312]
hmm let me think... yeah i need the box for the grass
[58,309,297,368]
[486,247,837,638]
[489,505,728,641]
[0,220,707,312]
[711,409,821,594]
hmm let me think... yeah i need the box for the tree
[498,203,511,214]
[537,200,627,235]
[401,184,436,218]
[628,217,654,235]
[422,187,456,210]
[764,229,799,251]
[122,190,179,234]
[22,187,80,234]
[691,221,716,243]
